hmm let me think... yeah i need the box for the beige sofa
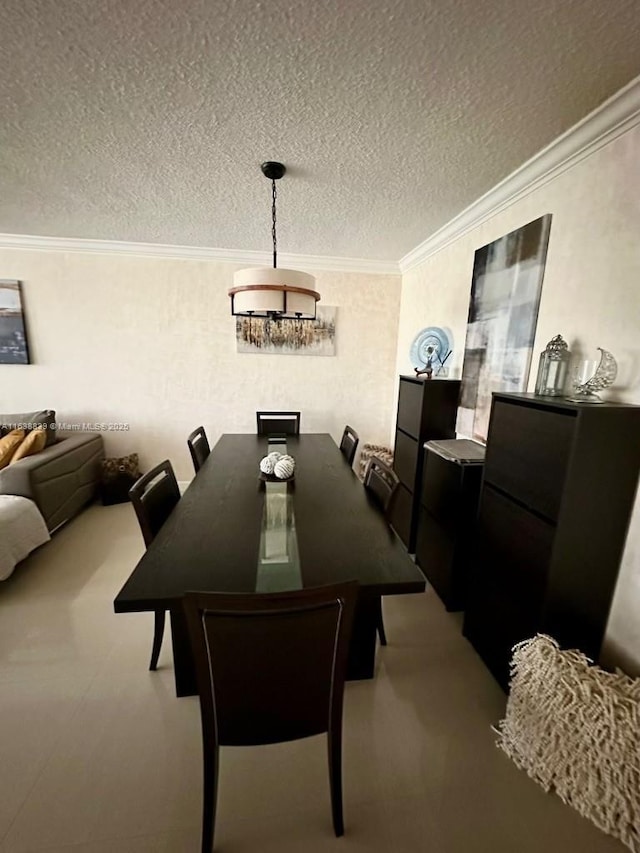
[0,411,105,532]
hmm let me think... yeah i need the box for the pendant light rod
[261,161,286,269]
[271,177,277,269]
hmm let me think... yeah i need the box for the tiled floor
[0,502,624,852]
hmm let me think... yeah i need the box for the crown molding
[400,75,640,273]
[0,233,400,276]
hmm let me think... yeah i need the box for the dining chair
[182,581,359,853]
[187,425,211,474]
[339,425,359,467]
[256,410,301,435]
[363,456,400,647]
[129,460,181,670]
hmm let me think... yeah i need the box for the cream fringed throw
[496,635,640,852]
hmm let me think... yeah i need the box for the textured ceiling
[1,0,639,263]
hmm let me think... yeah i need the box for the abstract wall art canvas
[236,305,336,356]
[457,215,552,442]
[0,280,30,364]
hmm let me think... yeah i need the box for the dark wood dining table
[114,434,426,696]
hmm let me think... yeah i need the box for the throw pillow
[101,453,140,482]
[11,427,47,463]
[0,429,26,470]
[0,409,56,447]
[495,634,640,852]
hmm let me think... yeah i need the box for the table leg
[169,606,198,697]
[347,595,378,680]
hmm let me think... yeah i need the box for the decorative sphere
[274,456,295,479]
[259,455,276,474]
[267,451,282,461]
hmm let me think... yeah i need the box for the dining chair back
[339,425,359,467]
[363,456,400,515]
[183,581,358,852]
[363,456,400,648]
[129,460,181,670]
[187,426,211,474]
[129,460,180,548]
[256,411,301,435]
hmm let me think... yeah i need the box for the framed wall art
[457,214,552,442]
[236,304,336,356]
[0,280,30,365]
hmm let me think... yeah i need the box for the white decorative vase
[273,456,295,479]
[259,455,277,474]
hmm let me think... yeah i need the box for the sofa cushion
[0,410,57,447]
[0,429,26,470]
[11,427,47,463]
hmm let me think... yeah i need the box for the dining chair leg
[149,609,166,671]
[375,597,387,646]
[201,746,220,853]
[327,727,345,836]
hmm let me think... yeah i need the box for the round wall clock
[409,326,453,375]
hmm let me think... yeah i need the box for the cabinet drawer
[485,399,574,520]
[397,380,423,439]
[394,430,419,490]
[476,485,554,608]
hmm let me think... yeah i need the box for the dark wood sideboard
[391,376,460,552]
[463,392,640,690]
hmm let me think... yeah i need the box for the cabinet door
[393,430,419,491]
[397,380,423,439]
[421,451,462,531]
[484,400,575,521]
[476,485,554,606]
[415,508,457,609]
[463,486,555,687]
[389,483,413,549]
[463,575,537,690]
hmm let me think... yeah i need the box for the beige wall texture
[0,252,401,480]
[396,123,640,675]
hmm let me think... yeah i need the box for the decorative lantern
[534,334,570,396]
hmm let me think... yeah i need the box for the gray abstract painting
[457,215,552,442]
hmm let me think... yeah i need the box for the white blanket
[0,495,50,581]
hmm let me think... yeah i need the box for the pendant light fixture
[229,161,320,320]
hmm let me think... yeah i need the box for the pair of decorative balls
[259,451,295,480]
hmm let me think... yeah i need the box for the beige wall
[0,251,401,479]
[396,123,640,674]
